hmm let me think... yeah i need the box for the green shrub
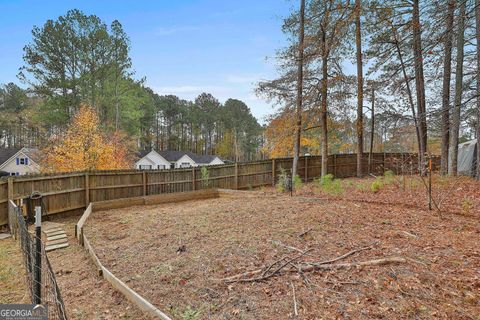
[356,182,368,192]
[292,175,303,189]
[370,177,383,193]
[276,167,289,192]
[200,166,210,187]
[383,170,395,184]
[461,197,474,215]
[315,174,343,195]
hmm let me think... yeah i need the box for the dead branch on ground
[218,246,407,283]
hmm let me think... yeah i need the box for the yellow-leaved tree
[42,105,131,172]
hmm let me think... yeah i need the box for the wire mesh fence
[8,200,68,320]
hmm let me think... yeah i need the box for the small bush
[293,175,303,189]
[172,306,202,320]
[276,167,290,192]
[370,177,383,193]
[315,174,343,195]
[200,166,210,187]
[344,180,354,187]
[356,182,368,192]
[383,170,395,184]
[461,197,474,216]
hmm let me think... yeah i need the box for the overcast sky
[0,0,296,122]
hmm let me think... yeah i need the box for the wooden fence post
[234,163,239,190]
[304,156,308,182]
[142,171,147,196]
[192,167,196,190]
[383,152,386,173]
[333,154,337,177]
[271,158,276,186]
[85,173,90,206]
[7,177,13,202]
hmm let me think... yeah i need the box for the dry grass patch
[0,237,28,304]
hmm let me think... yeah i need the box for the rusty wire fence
[8,200,68,320]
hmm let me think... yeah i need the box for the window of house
[16,157,29,165]
[157,165,165,170]
[180,162,190,168]
[139,165,152,170]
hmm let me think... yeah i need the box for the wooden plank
[102,267,172,319]
[42,221,65,230]
[85,173,90,206]
[7,178,13,201]
[192,167,196,190]
[45,242,69,252]
[46,238,69,246]
[44,230,66,237]
[144,189,219,206]
[272,158,276,186]
[76,203,92,241]
[44,227,63,233]
[46,204,86,215]
[82,234,103,275]
[92,197,144,212]
[47,234,68,241]
[142,171,147,196]
[12,173,84,183]
[89,183,143,190]
[11,188,85,202]
[234,163,238,190]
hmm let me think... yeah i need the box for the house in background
[135,150,224,170]
[0,147,41,176]
[135,150,171,170]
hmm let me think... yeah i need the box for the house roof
[158,150,192,162]
[136,149,221,165]
[22,148,41,163]
[190,153,218,164]
[0,147,41,167]
[136,150,152,159]
[0,148,22,166]
[137,150,219,164]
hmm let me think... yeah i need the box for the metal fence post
[34,206,42,305]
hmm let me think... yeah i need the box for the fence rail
[8,200,68,320]
[1,153,439,225]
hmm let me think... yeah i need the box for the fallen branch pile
[219,246,407,283]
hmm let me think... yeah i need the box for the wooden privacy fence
[0,152,439,226]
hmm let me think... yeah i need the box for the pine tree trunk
[440,0,455,175]
[448,0,466,176]
[355,0,364,177]
[369,87,375,174]
[320,38,329,177]
[392,24,421,158]
[476,0,480,180]
[292,0,305,177]
[412,0,427,173]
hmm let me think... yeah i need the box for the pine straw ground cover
[85,176,479,320]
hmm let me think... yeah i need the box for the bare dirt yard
[46,216,154,320]
[84,175,480,319]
